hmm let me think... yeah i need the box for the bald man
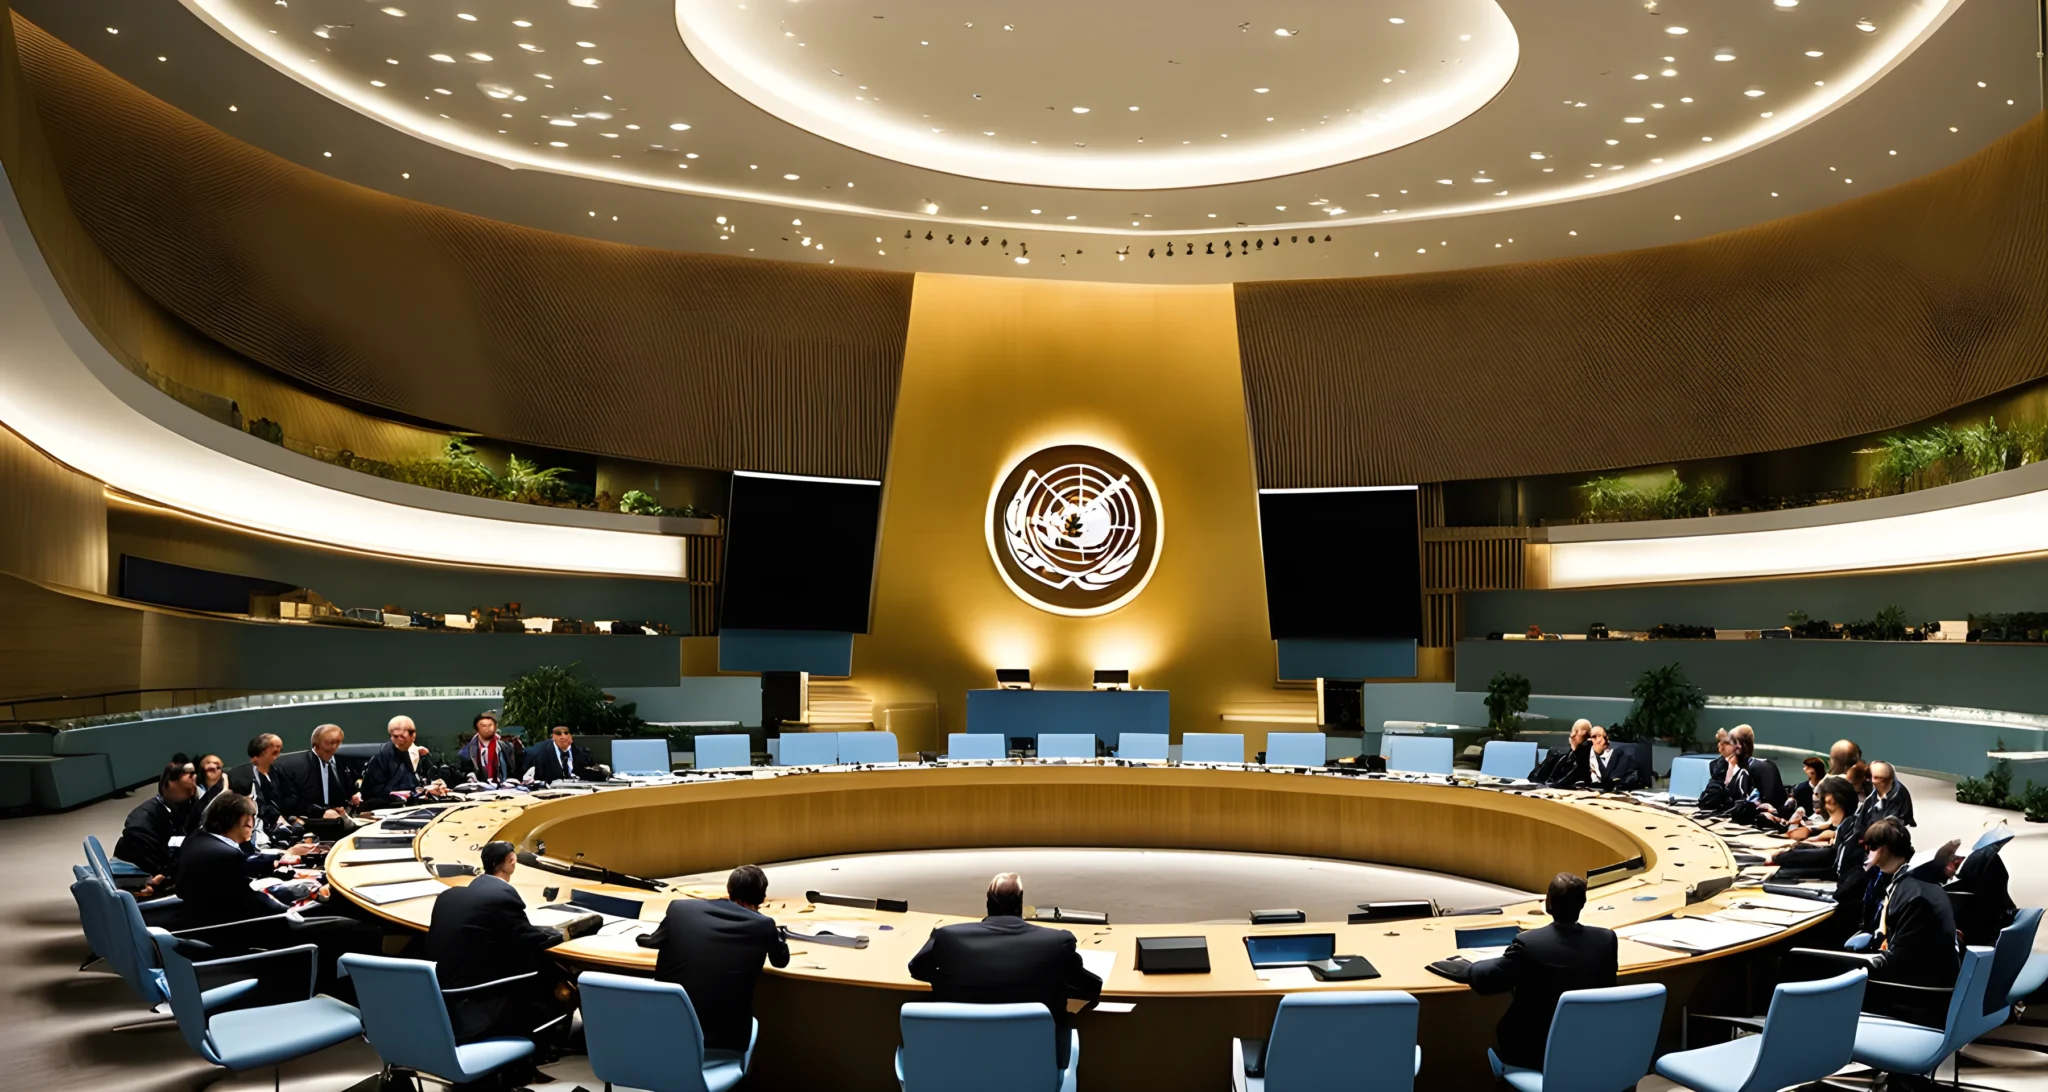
[1731,725,1792,813]
[1532,720,1594,784]
[1860,761,1917,827]
[361,715,449,807]
[909,873,1102,1068]
[1829,739,1863,776]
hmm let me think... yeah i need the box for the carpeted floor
[10,774,2048,1092]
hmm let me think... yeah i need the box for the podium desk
[963,688,1169,747]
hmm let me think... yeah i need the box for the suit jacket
[174,832,290,930]
[226,762,284,829]
[1590,746,1644,792]
[1470,922,1620,1070]
[458,735,524,783]
[1528,747,1572,785]
[525,742,595,783]
[360,742,433,804]
[1698,757,1752,812]
[1746,757,1791,812]
[1871,870,1960,990]
[1791,779,1818,817]
[908,916,1103,1067]
[113,795,196,875]
[1862,783,1917,828]
[271,749,357,818]
[426,875,565,1041]
[636,899,791,1051]
[1543,741,1593,789]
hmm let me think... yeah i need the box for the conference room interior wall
[0,423,105,595]
[849,274,1283,741]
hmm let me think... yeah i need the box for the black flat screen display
[1258,488,1422,641]
[719,473,882,632]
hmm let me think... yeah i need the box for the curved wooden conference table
[328,763,1816,1091]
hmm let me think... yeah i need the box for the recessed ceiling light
[520,44,544,51]
[1665,25,1688,34]
[923,202,938,214]
[1805,50,1824,57]
[583,58,602,64]
[1624,116,1644,123]
[548,140,567,147]
[466,52,492,61]
[549,118,577,126]
[1015,256,1029,265]
[1030,208,1042,214]
[1072,106,1090,113]
[1744,88,1765,97]
[1774,0,1798,7]
[457,12,478,21]
[670,123,691,130]
[1128,105,1140,111]
[1529,152,1545,159]
[1680,96,1694,103]
[513,20,532,27]
[576,41,596,47]
[1388,17,1405,24]
[1633,73,1650,80]
[1661,68,1678,77]
[1274,28,1294,36]
[380,7,405,16]
[429,53,454,62]
[1855,19,1876,32]
[1714,50,1737,61]
[783,173,800,180]
[1254,88,1270,93]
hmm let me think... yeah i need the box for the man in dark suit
[637,865,791,1051]
[907,873,1102,1068]
[525,725,596,783]
[1461,872,1619,1070]
[271,724,362,820]
[1586,726,1643,791]
[1732,725,1792,813]
[1861,762,1917,827]
[360,715,451,807]
[1859,818,1959,989]
[426,841,569,1046]
[114,762,201,896]
[457,711,523,784]
[226,733,295,842]
[1532,721,1591,785]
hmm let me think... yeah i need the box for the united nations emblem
[987,444,1162,616]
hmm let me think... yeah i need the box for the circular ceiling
[673,0,1520,189]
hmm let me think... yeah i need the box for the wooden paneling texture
[0,425,105,594]
[10,16,914,480]
[1236,113,2048,488]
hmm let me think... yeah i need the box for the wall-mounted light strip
[1258,485,1419,494]
[0,167,687,580]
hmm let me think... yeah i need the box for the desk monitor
[1243,932,1337,969]
[609,739,670,776]
[1453,924,1522,949]
[1351,900,1435,923]
[569,888,645,920]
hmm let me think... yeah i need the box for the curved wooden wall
[1236,113,2048,487]
[10,16,914,480]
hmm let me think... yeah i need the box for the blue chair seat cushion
[205,996,362,1071]
[702,1048,749,1092]
[1654,1033,1761,1092]
[1247,1045,1418,1092]
[152,969,261,1013]
[451,1037,536,1081]
[1852,1015,1949,1073]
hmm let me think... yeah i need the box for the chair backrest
[1181,733,1245,764]
[1385,736,1453,776]
[1982,906,2042,1017]
[1479,741,1539,779]
[1937,946,1997,1058]
[1743,967,1868,1092]
[579,971,709,1092]
[71,877,114,963]
[776,734,840,766]
[693,734,753,770]
[1668,754,1714,799]
[1117,733,1169,761]
[947,733,1006,760]
[1265,991,1419,1092]
[609,738,670,775]
[101,883,168,1006]
[839,731,901,764]
[1264,733,1327,768]
[83,835,115,883]
[338,954,466,1080]
[899,1002,1062,1092]
[1038,733,1097,760]
[148,929,220,1064]
[1537,984,1666,1091]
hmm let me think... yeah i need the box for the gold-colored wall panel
[11,16,914,480]
[0,425,105,594]
[1236,113,2048,488]
[850,274,1283,737]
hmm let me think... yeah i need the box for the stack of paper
[351,878,448,905]
[1618,916,1781,954]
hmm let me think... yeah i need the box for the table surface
[324,762,1820,997]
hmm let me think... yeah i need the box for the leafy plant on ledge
[619,490,703,519]
[1621,662,1707,750]
[1867,417,2048,495]
[1956,745,2016,809]
[502,663,642,737]
[1484,671,1532,740]
[1576,470,1724,523]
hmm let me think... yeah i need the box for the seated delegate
[271,723,362,820]
[1531,720,1591,784]
[1437,872,1618,1070]
[637,864,791,1051]
[360,714,451,807]
[457,710,523,783]
[113,761,201,898]
[525,725,596,782]
[426,840,573,1059]
[907,873,1103,1068]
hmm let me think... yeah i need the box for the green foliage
[1484,672,1532,739]
[247,417,284,444]
[1842,604,1912,641]
[1622,662,1708,749]
[320,436,597,508]
[1869,417,2048,495]
[2021,781,2048,823]
[501,663,642,736]
[619,489,666,516]
[1576,470,1724,523]
[1786,608,1810,627]
[1957,743,2022,811]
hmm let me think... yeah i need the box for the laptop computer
[1243,932,1338,969]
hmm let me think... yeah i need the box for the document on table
[1456,946,1510,961]
[1254,966,1320,988]
[330,848,421,865]
[1078,949,1116,984]
[351,878,449,905]
[1618,916,1781,954]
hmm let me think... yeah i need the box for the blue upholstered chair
[947,733,1006,760]
[897,1001,1077,1092]
[1488,983,1665,1092]
[340,953,537,1088]
[1232,991,1420,1092]
[777,733,840,766]
[693,733,753,770]
[1116,733,1169,761]
[85,834,148,880]
[579,971,756,1092]
[1959,907,2044,1060]
[152,929,362,1083]
[1479,741,1539,780]
[1384,736,1453,776]
[94,883,259,1014]
[1667,754,1714,800]
[1263,733,1327,768]
[1849,946,1994,1084]
[1182,733,1246,764]
[1038,733,1098,760]
[839,731,902,764]
[1654,967,1867,1092]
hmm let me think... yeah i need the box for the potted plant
[503,663,644,764]
[1484,672,1532,740]
[1622,663,1707,752]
